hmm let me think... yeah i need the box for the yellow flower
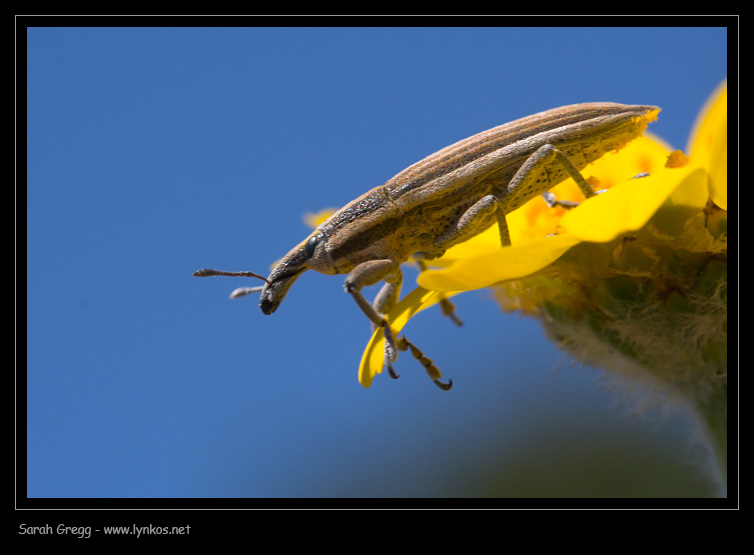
[359,83,727,490]
[303,207,339,228]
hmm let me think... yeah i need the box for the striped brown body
[253,102,658,318]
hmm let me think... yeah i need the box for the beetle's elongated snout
[259,243,309,315]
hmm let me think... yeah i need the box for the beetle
[194,102,660,390]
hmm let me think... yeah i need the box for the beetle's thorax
[317,188,413,272]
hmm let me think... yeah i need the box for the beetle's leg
[429,192,514,255]
[434,194,500,251]
[414,259,462,326]
[431,144,598,252]
[505,143,596,212]
[431,144,597,252]
[490,143,599,248]
[542,168,646,209]
[431,193,514,251]
[344,260,451,389]
[373,277,402,324]
[372,270,404,378]
[344,261,400,326]
[344,260,403,366]
[495,204,511,247]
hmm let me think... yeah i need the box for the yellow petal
[303,207,338,228]
[418,233,581,292]
[575,134,671,190]
[560,166,707,243]
[688,81,727,210]
[652,167,712,237]
[688,81,727,162]
[708,112,727,210]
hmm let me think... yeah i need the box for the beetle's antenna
[229,286,264,299]
[192,268,271,285]
[192,268,270,300]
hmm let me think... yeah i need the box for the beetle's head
[259,231,337,315]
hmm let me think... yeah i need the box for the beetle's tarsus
[541,191,580,209]
[380,330,452,390]
[382,324,399,362]
[399,336,452,391]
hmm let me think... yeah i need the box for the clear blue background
[26,26,727,498]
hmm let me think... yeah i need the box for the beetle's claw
[541,191,580,209]
[433,378,453,391]
[386,361,400,379]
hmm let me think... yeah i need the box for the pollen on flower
[586,175,602,189]
[665,150,691,169]
[632,108,661,133]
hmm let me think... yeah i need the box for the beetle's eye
[304,235,319,259]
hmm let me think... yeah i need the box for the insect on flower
[194,102,660,390]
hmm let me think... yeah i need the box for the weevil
[194,102,659,390]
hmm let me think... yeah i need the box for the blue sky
[26,26,727,499]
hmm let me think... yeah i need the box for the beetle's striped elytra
[194,102,660,390]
